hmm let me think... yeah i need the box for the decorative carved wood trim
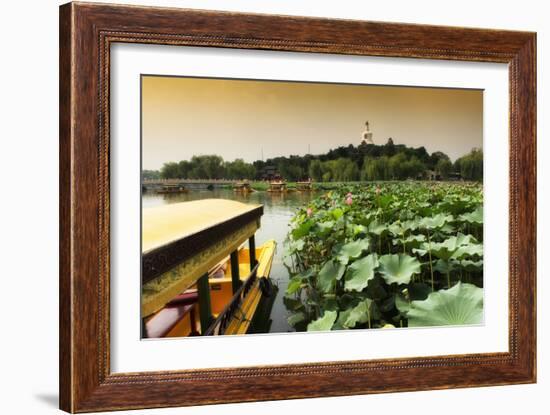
[59,2,536,412]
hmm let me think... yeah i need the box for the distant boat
[267,180,287,193]
[296,179,313,192]
[156,184,188,194]
[233,181,254,193]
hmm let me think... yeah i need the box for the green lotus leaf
[407,282,484,327]
[388,221,407,236]
[402,234,426,248]
[307,310,338,332]
[430,233,478,260]
[286,277,304,295]
[318,260,346,292]
[461,259,483,271]
[315,220,335,236]
[439,224,456,234]
[287,312,306,327]
[352,224,368,237]
[433,258,458,274]
[412,247,428,257]
[451,243,483,259]
[344,254,379,291]
[331,208,344,220]
[377,194,393,209]
[368,219,387,236]
[341,299,373,328]
[419,213,453,230]
[460,206,483,224]
[378,254,421,285]
[337,238,370,264]
[402,219,419,231]
[292,220,313,239]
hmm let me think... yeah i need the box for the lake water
[142,188,314,333]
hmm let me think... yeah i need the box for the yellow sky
[142,75,482,170]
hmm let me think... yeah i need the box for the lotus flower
[345,196,353,206]
[306,207,313,217]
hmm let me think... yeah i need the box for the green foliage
[378,254,421,285]
[160,155,256,180]
[284,182,484,331]
[455,148,483,181]
[142,169,161,180]
[307,311,338,332]
[318,260,346,293]
[155,143,481,182]
[344,254,378,291]
[337,239,370,264]
[406,282,483,326]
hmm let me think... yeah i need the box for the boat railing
[203,262,260,336]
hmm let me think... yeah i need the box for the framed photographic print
[59,2,536,412]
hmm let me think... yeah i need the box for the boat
[267,180,287,193]
[296,179,313,192]
[155,184,188,194]
[141,199,277,338]
[232,181,254,193]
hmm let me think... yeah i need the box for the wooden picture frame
[59,2,536,412]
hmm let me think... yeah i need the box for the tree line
[146,139,483,182]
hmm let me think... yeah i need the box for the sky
[142,75,482,170]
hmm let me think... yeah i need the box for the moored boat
[141,199,276,338]
[233,181,254,193]
[267,180,287,193]
[296,179,313,192]
[155,184,188,194]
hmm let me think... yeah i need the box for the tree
[177,160,191,178]
[225,159,255,179]
[362,156,390,181]
[142,169,160,180]
[383,137,396,157]
[308,159,323,182]
[436,158,453,179]
[455,148,483,181]
[389,153,408,179]
[429,151,450,170]
[160,162,180,179]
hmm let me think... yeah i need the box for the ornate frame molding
[60,2,536,412]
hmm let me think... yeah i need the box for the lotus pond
[284,182,484,332]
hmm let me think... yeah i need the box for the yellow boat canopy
[141,199,263,317]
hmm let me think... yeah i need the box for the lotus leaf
[307,310,338,332]
[337,238,370,264]
[340,299,373,328]
[419,213,453,230]
[287,312,306,327]
[407,282,483,327]
[344,254,379,291]
[378,254,421,285]
[460,206,483,224]
[318,260,346,292]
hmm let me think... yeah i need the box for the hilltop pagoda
[361,120,375,145]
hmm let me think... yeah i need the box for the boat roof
[141,199,264,316]
[143,199,262,253]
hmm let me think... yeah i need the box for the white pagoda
[361,120,374,145]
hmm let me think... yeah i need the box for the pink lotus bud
[306,207,313,217]
[345,196,353,206]
[375,186,381,195]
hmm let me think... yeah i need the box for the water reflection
[142,188,314,333]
